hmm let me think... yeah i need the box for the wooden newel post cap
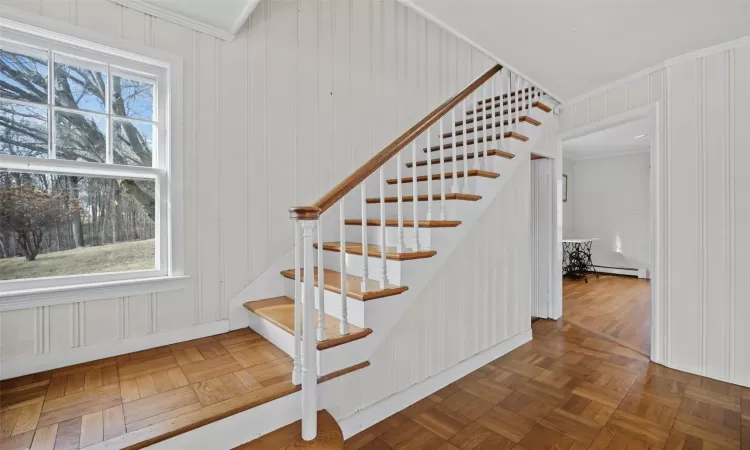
[289,206,321,220]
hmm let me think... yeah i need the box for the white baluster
[485,77,495,170]
[516,75,522,129]
[396,151,405,251]
[473,89,480,171]
[339,201,349,335]
[293,221,302,386]
[498,72,505,150]
[316,219,325,341]
[426,128,433,221]
[451,108,459,194]
[462,98,469,194]
[300,220,318,441]
[439,118,446,220]
[411,141,420,250]
[507,72,513,132]
[379,168,388,287]
[360,185,369,292]
[528,80,534,117]
[477,83,484,171]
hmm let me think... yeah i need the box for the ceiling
[409,0,750,101]
[563,118,650,160]
[110,0,256,40]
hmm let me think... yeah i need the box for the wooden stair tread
[234,410,343,449]
[387,169,499,184]
[366,193,482,203]
[531,152,548,160]
[244,297,372,350]
[316,241,437,261]
[280,268,408,301]
[441,116,541,139]
[406,149,514,168]
[423,132,528,152]
[344,218,461,228]
[456,102,551,126]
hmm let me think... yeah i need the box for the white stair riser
[383,176,498,197]
[282,277,366,328]
[247,311,370,378]
[443,120,538,144]
[408,154,512,178]
[320,249,404,285]
[345,224,432,250]
[365,200,463,221]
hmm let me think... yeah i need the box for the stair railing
[288,63,546,440]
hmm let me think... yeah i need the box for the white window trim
[0,7,186,306]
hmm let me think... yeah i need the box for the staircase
[231,64,554,444]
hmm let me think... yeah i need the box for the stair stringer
[335,144,536,374]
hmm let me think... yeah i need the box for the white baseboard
[0,320,229,380]
[336,328,533,439]
[593,266,641,278]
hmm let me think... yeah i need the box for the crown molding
[109,0,250,41]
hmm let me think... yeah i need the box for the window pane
[55,110,106,162]
[112,75,153,121]
[0,172,156,281]
[0,48,48,103]
[0,101,48,157]
[113,119,153,167]
[54,61,106,113]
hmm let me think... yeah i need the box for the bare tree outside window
[0,46,160,281]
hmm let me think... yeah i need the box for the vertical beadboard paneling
[559,41,750,388]
[219,28,250,308]
[247,0,269,282]
[703,51,729,380]
[195,32,222,324]
[732,44,750,387]
[664,59,701,371]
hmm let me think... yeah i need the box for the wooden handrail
[289,63,503,220]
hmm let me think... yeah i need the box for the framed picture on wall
[563,174,568,202]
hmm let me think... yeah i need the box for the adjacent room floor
[563,274,651,356]
[344,319,749,449]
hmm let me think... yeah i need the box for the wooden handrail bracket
[288,64,503,220]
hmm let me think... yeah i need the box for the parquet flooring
[563,275,651,356]
[345,320,749,449]
[0,328,298,450]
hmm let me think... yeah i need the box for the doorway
[553,104,663,360]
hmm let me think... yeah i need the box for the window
[0,21,177,293]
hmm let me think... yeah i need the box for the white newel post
[300,219,318,441]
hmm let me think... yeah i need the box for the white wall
[559,40,750,388]
[323,158,532,420]
[566,152,651,271]
[562,157,576,238]
[0,0,495,377]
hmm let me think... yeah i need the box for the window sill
[0,275,190,312]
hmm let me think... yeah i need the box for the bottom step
[244,296,373,350]
[234,410,343,449]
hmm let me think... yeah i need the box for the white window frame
[0,8,185,305]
